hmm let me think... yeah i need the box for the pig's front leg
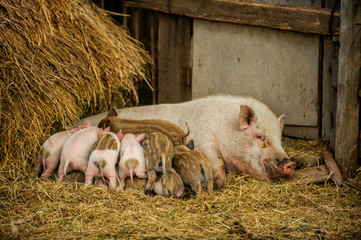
[200,147,226,189]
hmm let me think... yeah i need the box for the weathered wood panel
[322,36,338,152]
[192,19,319,128]
[335,0,361,176]
[157,13,192,103]
[126,0,340,35]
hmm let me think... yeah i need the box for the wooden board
[291,165,330,184]
[321,37,338,152]
[126,0,340,35]
[192,19,319,127]
[157,13,192,103]
[335,0,361,177]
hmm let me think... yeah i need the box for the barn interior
[0,0,360,239]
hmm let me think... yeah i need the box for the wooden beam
[335,0,361,177]
[323,150,343,185]
[126,0,340,35]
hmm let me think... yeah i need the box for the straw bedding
[1,138,360,239]
[0,0,360,239]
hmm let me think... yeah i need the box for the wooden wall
[94,0,360,176]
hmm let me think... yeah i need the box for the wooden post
[157,13,192,103]
[335,0,361,177]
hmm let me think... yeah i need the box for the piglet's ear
[238,105,257,130]
[278,114,286,132]
[135,133,146,143]
[103,126,111,132]
[83,120,91,128]
[117,130,123,141]
[107,108,117,117]
[98,128,104,137]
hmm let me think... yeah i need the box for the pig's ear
[104,126,111,132]
[107,108,117,117]
[238,105,257,130]
[136,133,146,143]
[66,126,73,131]
[99,128,104,137]
[278,114,286,132]
[116,130,123,141]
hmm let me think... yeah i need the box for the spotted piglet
[153,169,184,198]
[141,132,174,191]
[85,128,122,189]
[118,132,147,188]
[35,121,91,179]
[58,126,100,181]
[173,145,214,195]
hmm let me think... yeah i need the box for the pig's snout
[262,158,297,178]
[282,162,296,176]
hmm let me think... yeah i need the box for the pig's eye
[257,135,266,141]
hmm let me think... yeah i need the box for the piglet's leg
[206,180,214,194]
[57,160,66,181]
[189,179,202,195]
[146,170,157,191]
[35,158,43,174]
[85,175,94,186]
[108,176,116,190]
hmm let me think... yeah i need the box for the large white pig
[79,95,296,189]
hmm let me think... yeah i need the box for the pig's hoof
[213,175,226,189]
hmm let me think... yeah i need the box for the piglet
[35,121,91,178]
[118,132,147,188]
[93,176,123,191]
[153,169,184,198]
[85,128,121,189]
[58,126,100,181]
[62,171,86,183]
[125,176,147,191]
[141,132,174,191]
[173,145,214,195]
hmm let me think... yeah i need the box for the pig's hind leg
[146,170,157,191]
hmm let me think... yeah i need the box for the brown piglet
[173,145,213,195]
[141,132,174,191]
[153,169,184,198]
[98,116,189,146]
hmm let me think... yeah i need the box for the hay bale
[0,0,152,179]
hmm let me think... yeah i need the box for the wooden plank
[192,19,320,129]
[157,13,192,103]
[323,150,343,185]
[321,37,338,152]
[345,178,361,191]
[283,126,319,140]
[335,0,361,177]
[126,0,340,35]
[291,165,330,184]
